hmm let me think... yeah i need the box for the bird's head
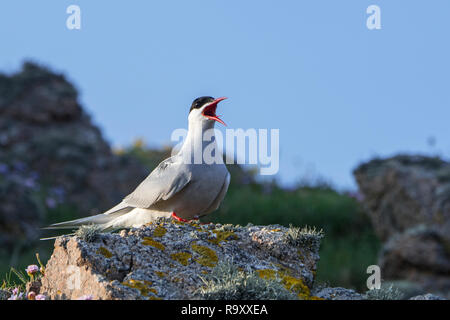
[188,96,227,126]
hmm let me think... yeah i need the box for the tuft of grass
[1,268,26,292]
[365,284,404,300]
[74,225,102,242]
[283,224,324,251]
[197,261,297,300]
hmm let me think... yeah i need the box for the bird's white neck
[179,119,221,164]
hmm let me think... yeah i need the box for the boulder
[379,224,450,295]
[353,155,450,241]
[354,155,450,297]
[40,220,323,300]
[0,62,150,247]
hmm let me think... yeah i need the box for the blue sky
[1,1,449,189]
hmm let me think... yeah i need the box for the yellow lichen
[155,271,166,278]
[153,225,167,237]
[122,279,150,296]
[170,252,192,266]
[96,246,113,258]
[281,275,310,296]
[191,243,218,267]
[142,237,165,250]
[256,269,277,279]
[149,296,163,300]
[121,279,160,298]
[256,268,317,299]
[208,230,238,245]
[270,228,282,232]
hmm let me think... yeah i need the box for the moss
[208,229,238,245]
[170,252,192,266]
[96,246,113,258]
[153,225,167,237]
[191,243,218,268]
[142,237,165,250]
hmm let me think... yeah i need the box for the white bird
[46,96,230,232]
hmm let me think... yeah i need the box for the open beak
[202,97,227,126]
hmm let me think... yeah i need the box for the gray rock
[353,155,450,241]
[40,221,323,300]
[409,293,446,300]
[0,62,151,248]
[354,155,450,298]
[312,287,363,300]
[380,225,450,294]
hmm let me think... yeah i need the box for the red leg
[171,212,189,223]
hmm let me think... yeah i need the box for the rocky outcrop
[312,287,363,300]
[40,220,323,300]
[354,155,450,297]
[0,62,151,247]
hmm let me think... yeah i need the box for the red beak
[202,97,227,126]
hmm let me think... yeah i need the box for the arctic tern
[46,96,230,231]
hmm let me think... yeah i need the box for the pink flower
[26,265,39,275]
[8,288,23,300]
[77,294,94,300]
[35,294,46,300]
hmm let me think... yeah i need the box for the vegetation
[365,285,404,300]
[197,261,297,300]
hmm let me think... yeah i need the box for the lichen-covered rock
[312,287,363,300]
[40,220,323,300]
[354,155,450,298]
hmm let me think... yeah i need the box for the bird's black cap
[190,96,214,113]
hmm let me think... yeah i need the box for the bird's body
[46,96,230,232]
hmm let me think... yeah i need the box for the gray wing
[122,157,192,209]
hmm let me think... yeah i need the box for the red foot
[171,212,189,223]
